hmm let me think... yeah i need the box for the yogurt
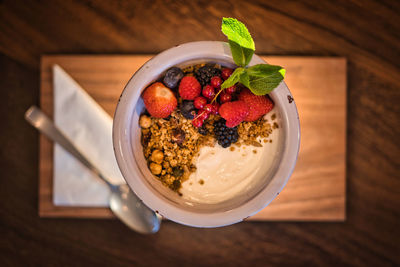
[180,109,280,204]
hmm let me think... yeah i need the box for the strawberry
[219,101,249,127]
[178,76,201,100]
[238,88,274,121]
[142,82,177,118]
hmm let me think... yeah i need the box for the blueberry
[182,110,196,120]
[180,100,196,119]
[163,67,184,89]
[198,126,208,135]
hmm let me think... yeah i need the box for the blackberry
[195,65,222,87]
[180,100,196,119]
[213,119,239,148]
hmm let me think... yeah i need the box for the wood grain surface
[39,55,346,221]
[1,0,399,266]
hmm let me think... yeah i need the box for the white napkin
[53,65,125,206]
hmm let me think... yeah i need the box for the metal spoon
[25,106,161,234]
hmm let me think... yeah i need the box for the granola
[140,111,217,192]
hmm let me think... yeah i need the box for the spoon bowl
[109,184,161,234]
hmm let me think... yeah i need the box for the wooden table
[0,1,399,266]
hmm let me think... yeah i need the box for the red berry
[219,91,232,103]
[203,104,213,114]
[192,118,203,128]
[202,85,215,100]
[219,101,249,128]
[142,82,177,118]
[179,76,201,100]
[221,68,233,80]
[238,88,274,121]
[194,96,207,109]
[211,103,220,115]
[210,76,222,88]
[198,111,209,121]
[226,85,236,95]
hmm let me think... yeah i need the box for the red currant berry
[203,104,213,114]
[219,91,232,103]
[202,85,215,100]
[211,102,220,115]
[221,68,234,80]
[226,85,236,94]
[194,96,207,109]
[210,76,222,88]
[192,118,203,128]
[198,111,209,121]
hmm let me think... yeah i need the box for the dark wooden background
[1,0,399,266]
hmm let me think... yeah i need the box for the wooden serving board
[39,55,346,221]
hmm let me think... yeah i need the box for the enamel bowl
[113,41,300,227]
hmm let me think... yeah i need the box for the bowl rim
[113,41,300,227]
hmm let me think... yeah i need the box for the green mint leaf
[221,67,244,89]
[222,18,255,67]
[242,64,286,95]
[222,18,255,50]
[228,40,255,67]
[239,71,250,88]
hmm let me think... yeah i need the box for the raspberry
[179,76,201,100]
[210,76,222,88]
[221,68,233,80]
[202,85,215,100]
[219,101,249,128]
[194,96,207,109]
[142,82,177,118]
[238,88,274,121]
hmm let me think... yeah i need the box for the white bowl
[113,41,300,227]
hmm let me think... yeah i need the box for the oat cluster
[140,111,216,192]
[237,116,277,147]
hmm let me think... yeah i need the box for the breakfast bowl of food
[113,18,300,227]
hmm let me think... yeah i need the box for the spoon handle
[25,106,114,188]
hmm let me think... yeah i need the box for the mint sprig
[220,17,285,95]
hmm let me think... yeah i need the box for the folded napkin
[53,65,125,206]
